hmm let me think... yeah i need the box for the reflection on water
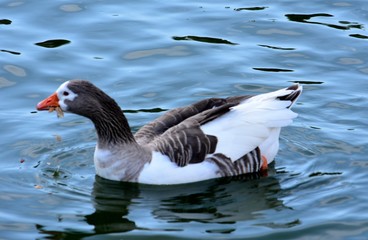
[172,35,238,45]
[35,39,71,48]
[37,170,296,238]
[123,46,191,60]
[285,13,364,30]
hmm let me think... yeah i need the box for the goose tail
[277,84,303,108]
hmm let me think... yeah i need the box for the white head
[37,80,119,119]
[55,80,79,111]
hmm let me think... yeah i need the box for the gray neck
[90,105,152,182]
[88,103,136,149]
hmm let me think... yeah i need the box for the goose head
[37,80,117,119]
[37,80,135,145]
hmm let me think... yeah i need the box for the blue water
[1,0,367,239]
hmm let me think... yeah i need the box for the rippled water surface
[1,0,367,239]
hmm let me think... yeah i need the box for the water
[1,0,367,239]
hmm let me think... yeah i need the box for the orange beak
[37,92,60,111]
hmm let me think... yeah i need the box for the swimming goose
[36,80,302,185]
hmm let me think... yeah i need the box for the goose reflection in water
[86,168,295,235]
[35,166,298,238]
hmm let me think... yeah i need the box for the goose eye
[63,91,69,96]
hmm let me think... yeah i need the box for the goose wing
[134,96,249,145]
[143,84,302,169]
[148,99,244,166]
[200,84,302,162]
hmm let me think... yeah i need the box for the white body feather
[200,87,299,163]
[138,152,220,184]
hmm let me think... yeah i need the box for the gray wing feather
[152,122,217,166]
[134,97,250,144]
[207,147,262,177]
[134,96,251,167]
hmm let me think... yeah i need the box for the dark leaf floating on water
[1,49,21,55]
[234,7,268,11]
[206,228,236,234]
[285,13,363,30]
[0,19,12,25]
[309,172,342,177]
[286,13,333,22]
[35,39,71,48]
[253,68,293,72]
[290,80,324,85]
[258,44,295,51]
[172,36,238,45]
[349,34,368,40]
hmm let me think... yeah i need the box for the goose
[36,80,302,185]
